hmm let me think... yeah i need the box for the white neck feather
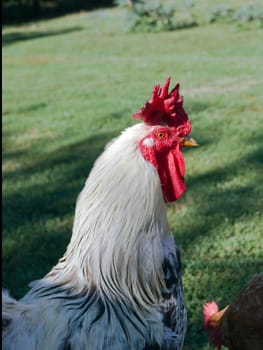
[47,124,169,311]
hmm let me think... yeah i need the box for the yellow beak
[180,135,199,147]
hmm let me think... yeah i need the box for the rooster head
[134,77,197,202]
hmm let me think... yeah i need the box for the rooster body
[2,78,195,350]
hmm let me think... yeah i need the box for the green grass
[2,3,263,349]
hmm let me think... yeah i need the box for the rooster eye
[155,131,167,140]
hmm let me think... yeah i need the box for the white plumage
[3,79,191,349]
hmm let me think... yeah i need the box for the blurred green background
[2,1,263,349]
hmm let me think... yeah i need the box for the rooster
[203,273,263,350]
[2,77,197,350]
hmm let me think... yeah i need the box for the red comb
[133,77,191,137]
[203,301,219,326]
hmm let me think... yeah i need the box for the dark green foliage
[116,0,197,32]
[232,3,263,28]
[207,3,263,28]
[117,0,177,32]
[117,1,263,32]
[206,4,234,23]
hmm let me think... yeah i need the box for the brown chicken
[203,273,263,350]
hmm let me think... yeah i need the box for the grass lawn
[2,2,263,349]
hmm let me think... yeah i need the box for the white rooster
[2,77,197,350]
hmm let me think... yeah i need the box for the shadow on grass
[3,129,120,227]
[2,128,120,298]
[2,26,83,46]
[187,138,262,242]
[179,137,263,348]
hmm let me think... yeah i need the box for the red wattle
[157,145,186,202]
